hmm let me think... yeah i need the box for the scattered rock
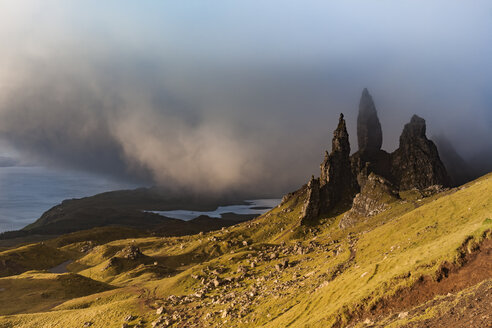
[124,314,136,322]
[398,311,409,319]
[118,245,144,260]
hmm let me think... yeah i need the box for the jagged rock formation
[319,114,359,214]
[300,89,451,227]
[391,115,450,190]
[299,176,320,225]
[351,149,392,187]
[358,88,383,152]
[300,114,358,224]
[339,173,399,229]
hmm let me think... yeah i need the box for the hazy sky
[0,1,491,196]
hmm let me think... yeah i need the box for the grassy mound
[0,271,113,315]
[0,243,69,277]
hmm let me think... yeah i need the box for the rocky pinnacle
[319,113,358,214]
[357,88,383,152]
[391,115,450,189]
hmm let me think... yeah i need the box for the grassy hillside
[0,174,490,327]
[0,271,113,315]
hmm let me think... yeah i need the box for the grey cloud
[0,1,491,197]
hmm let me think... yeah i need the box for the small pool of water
[149,199,281,221]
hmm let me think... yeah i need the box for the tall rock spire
[319,113,358,214]
[321,114,351,186]
[357,88,383,152]
[351,89,392,185]
[391,115,450,189]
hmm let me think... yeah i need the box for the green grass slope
[0,271,113,315]
[0,174,490,327]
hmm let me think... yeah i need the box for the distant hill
[0,187,252,243]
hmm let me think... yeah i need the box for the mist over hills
[1,2,491,198]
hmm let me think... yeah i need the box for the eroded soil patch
[346,237,492,327]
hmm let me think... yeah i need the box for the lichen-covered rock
[357,88,383,152]
[339,173,399,229]
[391,115,450,190]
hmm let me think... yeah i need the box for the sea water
[0,166,134,232]
[149,198,281,221]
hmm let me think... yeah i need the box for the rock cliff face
[299,89,451,227]
[299,176,320,225]
[391,115,450,190]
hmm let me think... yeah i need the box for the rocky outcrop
[339,173,399,229]
[351,150,392,186]
[299,176,320,225]
[357,88,383,152]
[298,90,451,228]
[391,115,450,190]
[319,114,359,214]
[117,245,144,260]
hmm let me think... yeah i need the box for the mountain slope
[0,173,490,328]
